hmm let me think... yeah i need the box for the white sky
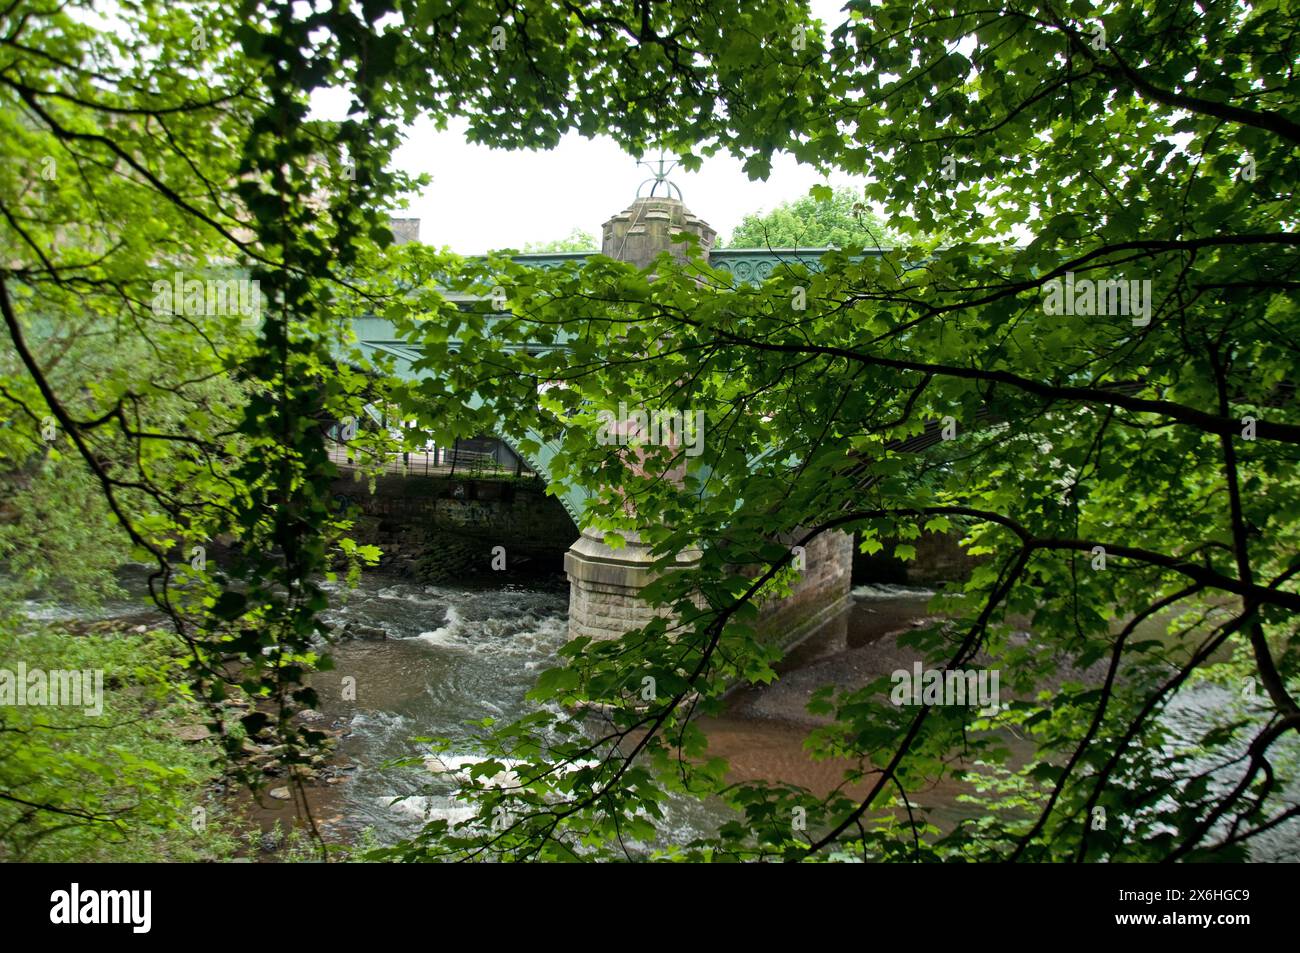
[310,0,857,253]
[389,120,859,252]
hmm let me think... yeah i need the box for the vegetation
[0,621,239,862]
[1,0,1297,863]
[724,186,894,249]
[522,228,598,253]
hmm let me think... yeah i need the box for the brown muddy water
[251,573,1298,860]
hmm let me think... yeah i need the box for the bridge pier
[562,191,855,649]
[756,529,855,648]
[563,529,700,642]
[563,526,853,649]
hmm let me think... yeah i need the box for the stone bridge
[343,195,856,650]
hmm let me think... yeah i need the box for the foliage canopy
[1,0,1297,862]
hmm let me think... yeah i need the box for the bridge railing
[325,442,536,479]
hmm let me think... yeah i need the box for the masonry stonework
[563,192,853,649]
[563,529,701,642]
[601,196,716,269]
[754,529,855,648]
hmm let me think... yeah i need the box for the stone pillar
[564,195,714,641]
[564,530,701,641]
[565,195,854,649]
[600,197,715,270]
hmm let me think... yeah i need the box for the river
[21,568,1299,860]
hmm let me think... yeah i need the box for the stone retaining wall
[754,529,855,649]
[331,472,577,557]
[331,472,577,581]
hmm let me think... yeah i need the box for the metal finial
[636,152,683,200]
